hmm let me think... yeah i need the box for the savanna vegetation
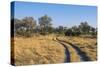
[11,15,97,66]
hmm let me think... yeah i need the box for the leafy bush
[14,17,36,37]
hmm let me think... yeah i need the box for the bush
[16,27,33,37]
[65,29,81,36]
[14,17,36,37]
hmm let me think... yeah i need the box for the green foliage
[79,21,91,34]
[14,17,36,37]
[12,15,97,37]
[38,15,52,35]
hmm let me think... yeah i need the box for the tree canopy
[12,15,97,37]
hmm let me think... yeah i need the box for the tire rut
[57,40,71,62]
[56,37,91,61]
[53,37,70,62]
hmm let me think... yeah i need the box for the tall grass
[11,35,65,66]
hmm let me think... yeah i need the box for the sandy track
[55,37,91,62]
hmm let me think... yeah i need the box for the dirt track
[55,37,91,62]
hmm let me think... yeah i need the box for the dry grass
[11,34,97,66]
[60,42,80,62]
[11,35,65,66]
[58,36,97,61]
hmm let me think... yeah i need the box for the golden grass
[11,35,65,66]
[58,36,97,61]
[60,42,80,62]
[11,34,97,66]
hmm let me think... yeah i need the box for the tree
[38,15,52,35]
[79,21,90,34]
[90,27,97,36]
[15,17,37,37]
[11,18,22,37]
[58,26,64,34]
[71,26,81,36]
[90,27,95,33]
[13,18,21,32]
[71,26,79,32]
[22,17,36,30]
[65,29,73,36]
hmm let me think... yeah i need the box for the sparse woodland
[11,14,97,37]
[11,15,97,66]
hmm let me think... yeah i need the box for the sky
[11,1,97,28]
